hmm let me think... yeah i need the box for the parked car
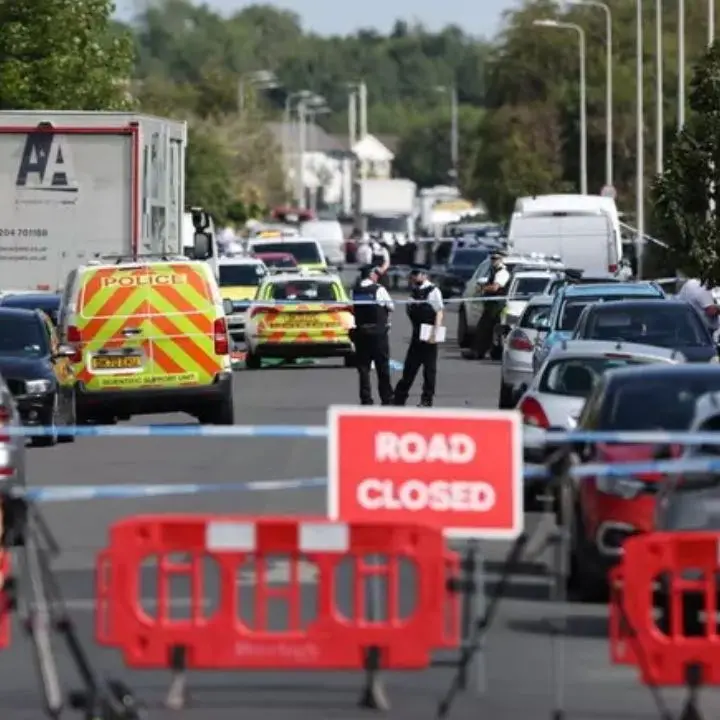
[561,364,720,601]
[572,299,719,363]
[0,292,61,326]
[499,295,553,408]
[434,246,491,298]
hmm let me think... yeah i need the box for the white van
[300,220,345,268]
[508,195,623,276]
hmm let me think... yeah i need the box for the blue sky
[116,0,518,38]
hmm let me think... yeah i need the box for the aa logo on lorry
[16,130,78,205]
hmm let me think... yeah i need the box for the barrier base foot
[679,700,703,720]
[165,674,187,711]
[357,678,390,712]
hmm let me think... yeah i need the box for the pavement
[0,293,712,720]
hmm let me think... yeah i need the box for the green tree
[652,42,720,283]
[0,0,134,110]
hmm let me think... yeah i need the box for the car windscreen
[252,242,321,263]
[582,304,710,347]
[267,280,339,302]
[218,264,266,287]
[511,277,551,298]
[540,356,652,398]
[559,295,660,331]
[1,296,60,324]
[450,249,488,267]
[0,315,46,356]
[366,216,406,233]
[520,304,551,329]
[258,255,296,268]
[601,375,720,430]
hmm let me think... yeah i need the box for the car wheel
[489,343,503,361]
[457,307,471,348]
[570,510,609,602]
[245,351,261,369]
[498,381,514,409]
[32,397,58,447]
[58,393,76,443]
[204,393,235,425]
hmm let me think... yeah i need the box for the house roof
[266,121,348,154]
[352,134,395,161]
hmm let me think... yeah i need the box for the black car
[572,299,718,362]
[0,308,76,446]
[435,247,490,297]
[0,292,61,326]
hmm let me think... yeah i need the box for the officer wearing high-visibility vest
[350,265,394,405]
[473,249,511,359]
[393,265,443,407]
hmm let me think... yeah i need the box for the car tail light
[67,325,82,363]
[0,405,10,445]
[519,396,550,428]
[213,317,229,355]
[508,330,533,351]
[608,263,618,273]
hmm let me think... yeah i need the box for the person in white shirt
[350,265,394,405]
[473,249,511,359]
[678,277,720,331]
[370,241,391,288]
[356,241,372,266]
[393,265,444,407]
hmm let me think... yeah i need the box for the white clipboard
[420,324,446,343]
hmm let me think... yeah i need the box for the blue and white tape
[543,430,720,446]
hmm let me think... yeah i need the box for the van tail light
[66,325,82,363]
[508,330,533,352]
[608,263,618,273]
[250,305,276,319]
[213,317,229,355]
[519,396,550,428]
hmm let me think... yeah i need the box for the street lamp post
[567,0,613,190]
[656,0,664,174]
[533,19,587,194]
[679,0,685,129]
[296,94,328,210]
[710,0,715,45]
[636,0,645,278]
[238,70,278,114]
[436,85,460,184]
[283,90,311,179]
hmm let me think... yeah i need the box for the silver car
[499,295,552,408]
[520,340,686,461]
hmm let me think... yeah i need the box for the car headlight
[595,476,644,499]
[26,379,53,395]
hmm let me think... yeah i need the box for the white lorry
[359,178,417,244]
[0,111,188,291]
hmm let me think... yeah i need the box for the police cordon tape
[14,457,720,504]
[10,424,720,445]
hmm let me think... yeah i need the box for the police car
[244,269,354,369]
[217,256,268,342]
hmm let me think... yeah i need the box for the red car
[252,252,298,271]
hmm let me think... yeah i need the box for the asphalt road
[0,297,713,720]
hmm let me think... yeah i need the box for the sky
[116,0,519,38]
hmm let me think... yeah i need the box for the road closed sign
[327,406,523,539]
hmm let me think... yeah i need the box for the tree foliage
[652,43,720,284]
[0,0,134,110]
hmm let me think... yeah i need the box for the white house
[352,134,395,179]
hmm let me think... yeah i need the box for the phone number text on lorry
[0,229,48,237]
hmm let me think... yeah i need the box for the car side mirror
[193,232,211,259]
[222,299,234,316]
[54,344,76,358]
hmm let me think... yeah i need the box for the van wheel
[458,308,471,348]
[205,394,235,425]
[245,351,261,369]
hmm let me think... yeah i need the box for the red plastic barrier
[96,515,459,670]
[609,532,720,685]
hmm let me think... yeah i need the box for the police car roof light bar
[102,253,188,264]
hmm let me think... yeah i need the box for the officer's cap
[409,264,430,275]
[359,264,380,279]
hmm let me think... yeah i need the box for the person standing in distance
[350,265,394,405]
[473,249,511,359]
[370,237,391,289]
[678,276,720,333]
[393,265,443,407]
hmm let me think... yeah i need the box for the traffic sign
[600,184,617,199]
[327,406,523,539]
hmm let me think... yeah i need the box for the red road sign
[327,406,523,539]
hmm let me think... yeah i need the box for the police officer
[350,265,394,405]
[473,249,511,359]
[393,265,444,407]
[370,237,391,289]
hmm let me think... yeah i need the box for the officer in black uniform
[350,265,394,405]
[393,265,444,407]
[473,249,511,359]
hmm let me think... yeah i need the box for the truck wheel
[245,351,261,370]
